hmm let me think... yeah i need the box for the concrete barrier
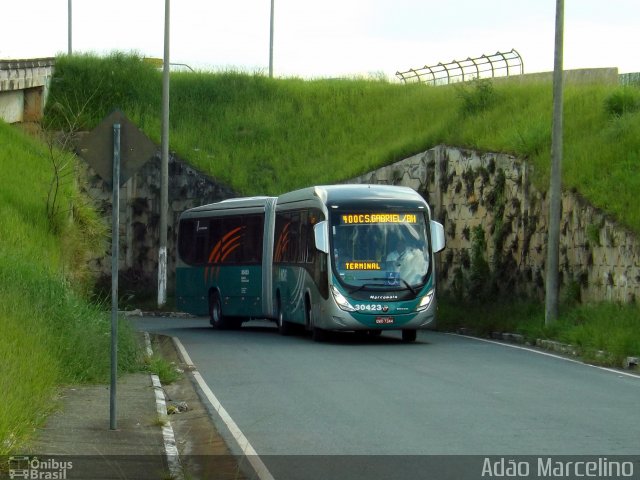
[0,57,55,123]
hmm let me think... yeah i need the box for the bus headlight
[331,285,356,312]
[416,289,434,312]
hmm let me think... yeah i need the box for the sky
[1,0,638,80]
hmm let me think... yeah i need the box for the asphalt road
[131,316,640,477]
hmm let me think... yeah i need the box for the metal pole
[545,0,564,325]
[269,0,274,77]
[68,0,72,55]
[158,0,170,307]
[110,123,121,430]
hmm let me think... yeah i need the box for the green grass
[0,121,141,454]
[45,53,640,237]
[40,52,640,363]
[144,356,182,385]
[1,53,638,454]
[438,299,640,367]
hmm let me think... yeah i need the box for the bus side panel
[176,265,209,316]
[274,265,309,325]
[217,265,264,318]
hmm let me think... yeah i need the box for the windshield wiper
[347,282,388,294]
[347,277,417,296]
[400,279,417,296]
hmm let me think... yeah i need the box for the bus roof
[277,184,427,208]
[182,196,276,216]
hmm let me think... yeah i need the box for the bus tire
[402,329,417,343]
[307,298,327,342]
[276,296,291,336]
[209,291,228,330]
[312,326,328,342]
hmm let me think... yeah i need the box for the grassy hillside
[39,53,639,365]
[0,122,140,454]
[45,53,640,235]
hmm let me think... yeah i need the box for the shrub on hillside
[604,87,640,117]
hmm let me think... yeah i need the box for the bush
[604,87,640,117]
[456,79,497,115]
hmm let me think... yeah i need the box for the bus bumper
[319,305,437,331]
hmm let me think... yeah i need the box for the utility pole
[68,0,72,55]
[545,0,564,325]
[269,0,275,77]
[158,0,170,307]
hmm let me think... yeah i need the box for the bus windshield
[330,211,431,291]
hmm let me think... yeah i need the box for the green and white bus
[176,184,445,342]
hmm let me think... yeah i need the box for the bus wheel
[305,297,323,342]
[402,329,417,343]
[312,326,327,342]
[209,291,227,330]
[276,297,291,336]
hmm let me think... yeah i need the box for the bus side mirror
[313,221,329,254]
[430,220,445,253]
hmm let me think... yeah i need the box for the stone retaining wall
[82,153,236,295]
[349,145,640,304]
[83,143,639,304]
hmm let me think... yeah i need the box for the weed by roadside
[143,356,182,386]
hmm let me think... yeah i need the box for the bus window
[178,218,209,265]
[178,219,196,264]
[275,211,300,263]
[206,215,264,265]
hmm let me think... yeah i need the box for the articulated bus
[176,184,445,342]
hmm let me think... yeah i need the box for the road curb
[144,332,184,480]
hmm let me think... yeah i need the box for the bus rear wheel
[209,291,229,330]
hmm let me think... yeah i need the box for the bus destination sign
[340,213,417,225]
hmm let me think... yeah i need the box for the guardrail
[396,49,523,85]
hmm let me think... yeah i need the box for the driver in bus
[386,237,409,265]
[387,237,429,284]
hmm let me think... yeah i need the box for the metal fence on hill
[619,72,640,86]
[396,49,523,85]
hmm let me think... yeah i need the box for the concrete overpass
[0,57,54,123]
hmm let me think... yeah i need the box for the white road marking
[448,333,640,380]
[172,336,276,480]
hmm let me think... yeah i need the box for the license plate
[375,316,394,325]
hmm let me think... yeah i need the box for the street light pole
[269,0,274,77]
[158,0,170,307]
[545,0,564,325]
[68,0,72,55]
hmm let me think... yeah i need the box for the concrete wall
[496,67,620,86]
[81,142,639,305]
[0,58,54,123]
[349,146,640,304]
[0,90,24,123]
[82,153,236,295]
